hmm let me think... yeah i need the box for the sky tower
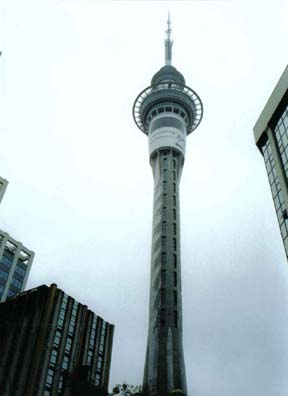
[132,17,203,396]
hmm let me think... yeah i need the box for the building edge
[254,65,288,148]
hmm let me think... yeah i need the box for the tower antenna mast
[165,13,173,65]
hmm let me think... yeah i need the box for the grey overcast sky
[1,0,288,395]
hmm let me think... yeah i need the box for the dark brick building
[0,283,114,396]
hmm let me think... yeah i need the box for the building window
[173,272,177,287]
[7,289,14,297]
[49,349,58,367]
[95,373,101,386]
[173,223,176,235]
[163,169,167,181]
[62,355,69,370]
[274,105,288,182]
[46,369,54,386]
[162,221,167,234]
[174,290,177,306]
[160,308,166,326]
[65,336,72,353]
[92,316,97,329]
[163,181,167,193]
[161,252,166,264]
[54,330,61,346]
[161,269,166,286]
[0,269,9,281]
[161,289,166,306]
[173,238,177,251]
[58,318,65,329]
[1,255,13,269]
[162,236,166,248]
[59,310,65,320]
[173,254,177,268]
[11,277,22,289]
[162,208,167,220]
[163,194,167,205]
[174,310,178,328]
[58,295,68,331]
[68,301,78,336]
[87,350,93,366]
[15,264,26,278]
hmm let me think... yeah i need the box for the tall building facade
[0,283,114,396]
[254,65,288,258]
[132,19,203,396]
[0,227,34,302]
[0,177,34,301]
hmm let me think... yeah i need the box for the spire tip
[165,13,173,66]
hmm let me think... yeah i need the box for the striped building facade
[0,283,114,396]
[0,229,34,302]
[254,65,288,258]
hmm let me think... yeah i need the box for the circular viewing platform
[133,82,203,135]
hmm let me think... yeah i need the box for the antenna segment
[165,13,173,65]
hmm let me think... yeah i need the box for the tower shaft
[132,17,203,396]
[143,146,187,396]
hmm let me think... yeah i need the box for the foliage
[110,383,142,396]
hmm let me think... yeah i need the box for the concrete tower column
[133,16,203,396]
[143,113,187,396]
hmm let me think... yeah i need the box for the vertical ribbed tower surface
[132,16,203,396]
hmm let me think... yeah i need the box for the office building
[0,228,34,302]
[132,17,203,396]
[0,177,8,204]
[254,65,288,257]
[0,177,34,301]
[0,283,114,396]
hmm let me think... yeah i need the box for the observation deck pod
[133,81,203,135]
